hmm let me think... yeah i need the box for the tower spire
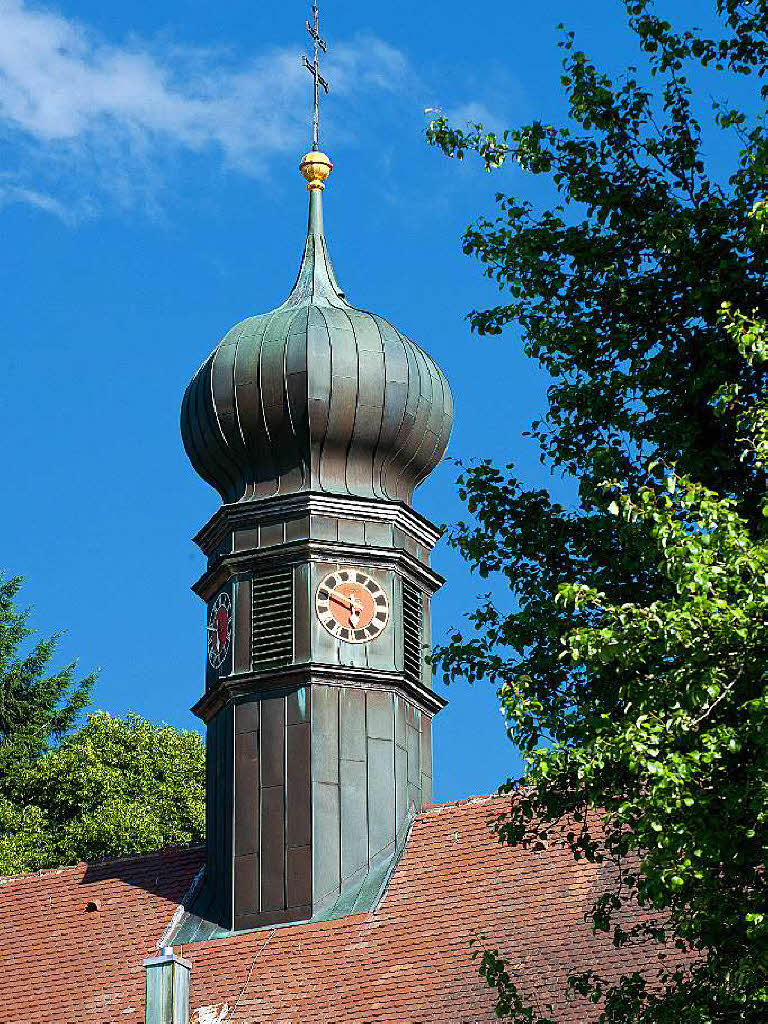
[302,1,329,152]
[180,6,453,932]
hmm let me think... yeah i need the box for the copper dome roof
[181,170,453,506]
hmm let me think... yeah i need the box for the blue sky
[0,0,728,800]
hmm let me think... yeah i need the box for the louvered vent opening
[402,581,423,685]
[252,569,294,667]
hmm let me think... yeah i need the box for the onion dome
[181,153,453,506]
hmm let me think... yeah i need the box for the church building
[0,9,659,1022]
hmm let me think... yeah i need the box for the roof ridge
[0,795,508,883]
[422,792,502,813]
[0,843,204,884]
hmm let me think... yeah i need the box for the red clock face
[315,569,389,644]
[207,592,232,669]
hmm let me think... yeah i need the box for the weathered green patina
[169,814,413,945]
[180,165,453,936]
[181,186,453,505]
[143,948,191,1024]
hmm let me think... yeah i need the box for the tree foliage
[0,574,94,761]
[0,712,205,875]
[427,1,767,1020]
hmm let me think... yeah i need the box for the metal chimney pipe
[143,946,191,1024]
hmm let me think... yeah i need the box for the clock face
[315,569,389,644]
[207,591,232,669]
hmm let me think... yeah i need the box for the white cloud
[0,180,74,220]
[0,0,412,218]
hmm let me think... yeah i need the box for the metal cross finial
[302,1,329,151]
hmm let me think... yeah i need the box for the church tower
[180,6,453,934]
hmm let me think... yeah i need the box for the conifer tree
[0,574,94,762]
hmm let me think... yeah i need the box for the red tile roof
[2,795,660,1023]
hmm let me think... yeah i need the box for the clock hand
[347,592,363,627]
[327,588,363,626]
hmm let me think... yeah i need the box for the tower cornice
[192,662,447,723]
[192,540,445,604]
[193,492,443,555]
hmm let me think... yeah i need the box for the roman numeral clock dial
[315,569,389,644]
[207,591,232,669]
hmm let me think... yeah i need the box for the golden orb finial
[300,150,332,190]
